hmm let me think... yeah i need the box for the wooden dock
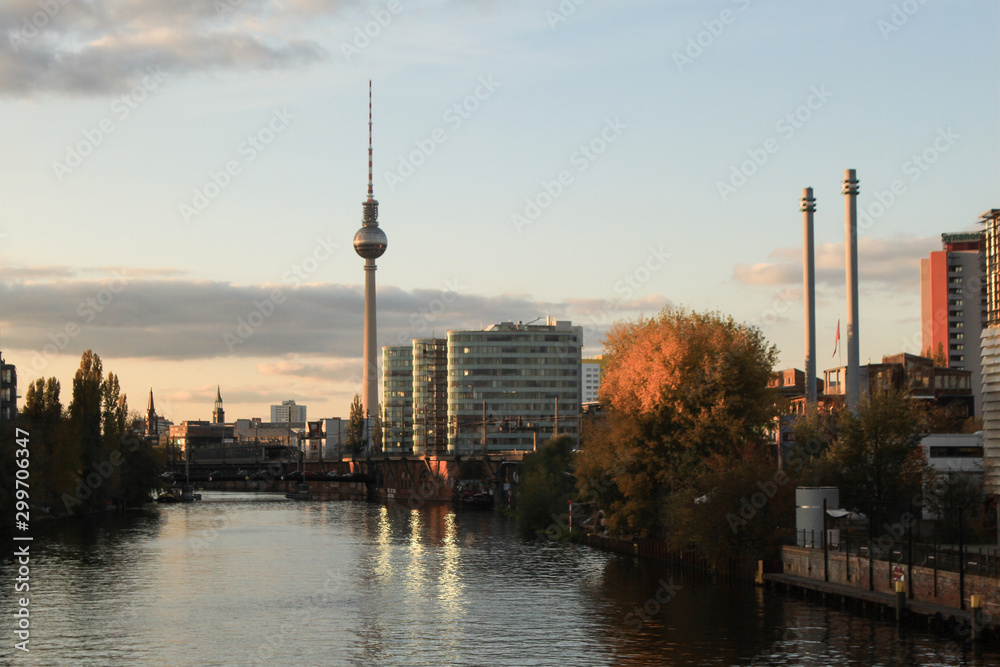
[763,572,993,636]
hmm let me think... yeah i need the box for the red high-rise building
[920,232,984,413]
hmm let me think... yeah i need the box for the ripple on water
[0,497,995,666]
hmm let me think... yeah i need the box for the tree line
[1,350,162,528]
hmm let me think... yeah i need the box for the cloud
[0,0,333,96]
[732,237,939,288]
[0,273,660,363]
[731,263,800,286]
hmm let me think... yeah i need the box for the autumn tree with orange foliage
[576,307,779,537]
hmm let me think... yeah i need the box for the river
[1,492,996,666]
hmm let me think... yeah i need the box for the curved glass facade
[412,338,448,456]
[382,346,413,454]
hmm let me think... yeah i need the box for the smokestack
[802,187,817,403]
[843,169,860,411]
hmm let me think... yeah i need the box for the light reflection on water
[0,492,996,666]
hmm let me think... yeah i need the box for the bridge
[167,452,527,505]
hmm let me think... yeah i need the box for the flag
[832,318,840,358]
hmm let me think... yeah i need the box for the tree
[576,307,779,535]
[826,386,929,527]
[115,411,162,508]
[346,394,365,457]
[516,435,577,539]
[101,372,128,451]
[69,350,104,512]
[663,445,795,568]
[20,377,77,509]
[927,342,947,368]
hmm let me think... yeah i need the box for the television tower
[353,81,388,418]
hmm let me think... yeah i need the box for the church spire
[213,385,225,424]
[146,386,158,438]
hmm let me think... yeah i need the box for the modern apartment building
[582,357,603,404]
[447,318,582,455]
[382,319,584,456]
[382,345,414,454]
[412,338,448,456]
[920,231,985,412]
[271,399,307,423]
[979,209,1000,496]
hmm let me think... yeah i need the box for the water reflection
[0,495,995,666]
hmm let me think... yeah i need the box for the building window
[951,344,964,351]
[949,310,964,318]
[952,332,964,340]
[950,354,965,363]
[949,265,963,272]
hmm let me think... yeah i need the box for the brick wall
[781,545,999,620]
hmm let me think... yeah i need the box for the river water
[1,492,996,666]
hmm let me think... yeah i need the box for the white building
[921,433,984,478]
[447,317,583,455]
[979,208,1000,497]
[271,399,307,423]
[582,357,603,404]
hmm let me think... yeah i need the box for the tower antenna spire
[367,80,374,201]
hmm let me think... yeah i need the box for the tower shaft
[802,187,817,404]
[843,169,861,411]
[362,260,378,417]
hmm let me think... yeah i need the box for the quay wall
[781,545,1000,620]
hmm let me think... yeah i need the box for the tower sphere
[354,225,387,259]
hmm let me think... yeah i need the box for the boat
[156,486,201,503]
[156,490,182,504]
[452,482,494,510]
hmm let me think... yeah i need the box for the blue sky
[1,0,997,423]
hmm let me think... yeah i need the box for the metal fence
[787,527,1000,578]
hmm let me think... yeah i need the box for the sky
[0,0,997,424]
